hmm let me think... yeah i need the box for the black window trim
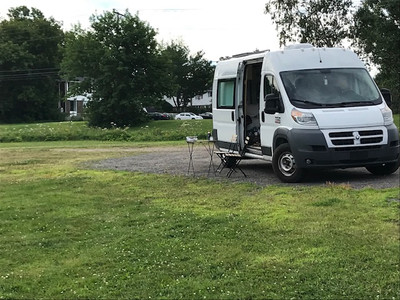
[217,78,236,109]
[264,74,280,98]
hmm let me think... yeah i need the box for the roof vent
[284,43,314,50]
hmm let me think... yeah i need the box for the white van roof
[214,51,267,79]
[264,47,365,73]
[214,46,365,79]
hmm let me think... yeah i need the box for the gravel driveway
[91,144,399,189]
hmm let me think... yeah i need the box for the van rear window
[217,80,235,108]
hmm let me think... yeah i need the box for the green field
[0,140,399,299]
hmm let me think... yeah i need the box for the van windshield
[280,68,381,108]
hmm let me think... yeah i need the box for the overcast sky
[0,0,280,61]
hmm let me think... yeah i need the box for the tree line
[0,2,399,126]
[0,6,214,127]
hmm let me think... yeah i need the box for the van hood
[313,106,384,129]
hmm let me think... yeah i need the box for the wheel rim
[279,153,296,177]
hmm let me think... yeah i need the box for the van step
[246,146,263,156]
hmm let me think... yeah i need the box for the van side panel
[213,109,236,142]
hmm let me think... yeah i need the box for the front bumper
[288,124,400,169]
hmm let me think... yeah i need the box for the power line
[0,71,59,77]
[0,67,59,73]
[0,71,60,82]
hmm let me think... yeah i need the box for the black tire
[365,158,400,176]
[272,143,304,183]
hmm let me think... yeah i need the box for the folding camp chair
[215,135,237,174]
[217,136,250,178]
[224,136,250,178]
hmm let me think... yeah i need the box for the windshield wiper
[290,98,326,107]
[338,101,376,107]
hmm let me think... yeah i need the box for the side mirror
[380,88,392,108]
[264,93,284,114]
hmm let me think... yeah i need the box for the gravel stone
[91,145,400,189]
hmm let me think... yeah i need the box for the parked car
[200,112,213,119]
[147,112,170,120]
[175,112,203,120]
[163,113,175,120]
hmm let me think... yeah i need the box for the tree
[265,0,353,47]
[354,0,400,111]
[61,10,169,128]
[0,6,64,123]
[161,41,214,111]
[264,0,399,111]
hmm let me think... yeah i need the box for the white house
[164,90,212,109]
[58,79,90,117]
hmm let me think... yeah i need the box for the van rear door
[235,62,246,150]
[213,78,237,147]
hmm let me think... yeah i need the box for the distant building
[59,79,212,117]
[164,90,212,110]
[58,79,90,118]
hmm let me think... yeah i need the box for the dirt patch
[51,146,178,153]
[90,144,400,189]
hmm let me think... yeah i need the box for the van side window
[264,75,279,97]
[217,79,235,108]
[264,74,284,113]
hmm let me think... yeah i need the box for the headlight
[291,108,318,126]
[380,104,393,125]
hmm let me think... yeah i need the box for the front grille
[359,130,382,136]
[323,127,387,149]
[334,145,381,152]
[331,138,354,146]
[361,137,382,144]
[329,132,353,138]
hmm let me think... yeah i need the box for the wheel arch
[273,128,290,152]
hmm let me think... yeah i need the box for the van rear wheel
[272,143,304,183]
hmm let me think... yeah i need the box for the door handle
[261,112,265,122]
[231,111,234,121]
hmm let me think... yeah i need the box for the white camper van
[212,44,399,182]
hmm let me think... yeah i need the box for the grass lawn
[0,141,399,299]
[0,114,398,143]
[0,119,213,142]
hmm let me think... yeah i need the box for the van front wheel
[272,143,304,183]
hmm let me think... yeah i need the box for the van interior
[243,62,262,150]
